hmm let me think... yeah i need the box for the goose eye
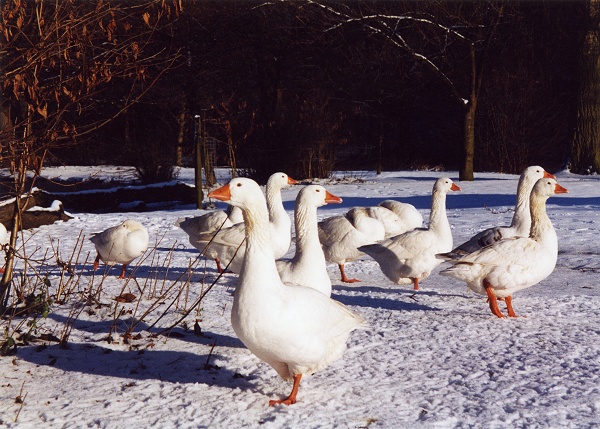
[316,189,321,192]
[236,183,242,187]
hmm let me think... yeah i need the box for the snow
[1,166,599,428]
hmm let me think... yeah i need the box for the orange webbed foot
[505,296,525,318]
[339,265,360,283]
[484,280,505,318]
[269,374,301,407]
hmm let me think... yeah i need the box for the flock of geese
[86,166,568,405]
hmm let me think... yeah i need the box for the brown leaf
[37,104,48,119]
[115,293,136,303]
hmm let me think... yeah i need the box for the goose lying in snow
[0,223,8,273]
[209,178,364,406]
[447,166,554,257]
[359,178,461,290]
[276,185,342,297]
[318,207,386,283]
[91,220,149,279]
[438,178,568,318]
[191,172,296,274]
[176,205,242,273]
[372,200,423,238]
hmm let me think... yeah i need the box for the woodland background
[1,0,599,186]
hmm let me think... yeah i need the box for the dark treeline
[6,0,595,181]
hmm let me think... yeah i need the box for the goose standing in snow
[439,178,568,318]
[318,207,386,283]
[193,172,296,274]
[276,185,343,296]
[359,178,461,290]
[176,205,242,273]
[447,166,554,257]
[209,178,364,406]
[90,220,149,279]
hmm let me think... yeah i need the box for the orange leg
[119,264,127,279]
[339,264,360,283]
[483,280,505,318]
[269,374,302,406]
[93,254,101,271]
[504,295,519,318]
[215,258,225,274]
[412,278,419,291]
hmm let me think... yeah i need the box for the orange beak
[451,183,461,191]
[543,171,556,179]
[554,183,568,194]
[209,183,232,202]
[324,191,343,204]
[288,177,298,185]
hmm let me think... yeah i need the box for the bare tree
[0,0,180,310]
[302,0,504,180]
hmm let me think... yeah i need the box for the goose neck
[293,203,321,259]
[429,189,450,232]
[243,203,272,250]
[510,176,533,233]
[266,183,284,223]
[529,195,554,245]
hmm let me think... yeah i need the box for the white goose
[359,178,461,290]
[276,185,342,296]
[448,166,554,256]
[439,178,568,318]
[194,172,296,274]
[318,207,386,283]
[90,220,149,279]
[373,200,423,238]
[176,205,243,273]
[209,178,364,406]
[0,223,8,273]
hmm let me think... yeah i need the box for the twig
[205,341,216,369]
[14,380,27,423]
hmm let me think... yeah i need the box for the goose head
[298,185,342,208]
[209,177,265,210]
[122,220,146,232]
[521,166,555,189]
[532,177,568,200]
[434,177,461,194]
[268,172,298,190]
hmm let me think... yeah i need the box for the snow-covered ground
[1,166,599,429]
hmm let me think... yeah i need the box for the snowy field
[1,166,599,429]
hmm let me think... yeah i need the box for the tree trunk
[377,116,383,175]
[460,102,476,181]
[571,0,600,174]
[459,42,479,182]
[175,102,186,167]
